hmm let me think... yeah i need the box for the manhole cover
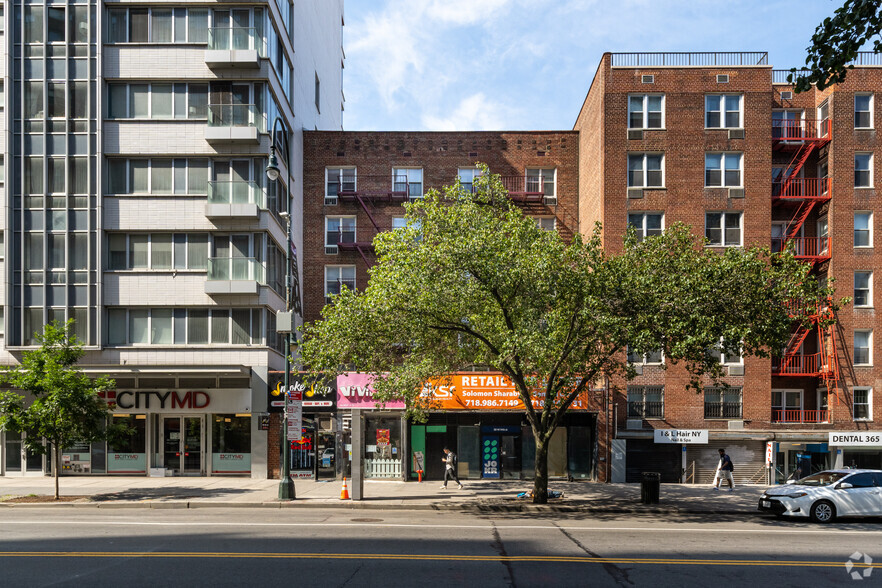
[350,518,384,523]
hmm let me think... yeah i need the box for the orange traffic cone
[340,476,350,500]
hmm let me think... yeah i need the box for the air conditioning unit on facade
[627,188,644,199]
[780,91,793,100]
[324,196,338,206]
[716,74,730,83]
[642,75,655,84]
[626,419,643,430]
[728,128,745,140]
[325,245,338,255]
[627,129,644,140]
[727,364,745,376]
[631,364,643,375]
[728,188,745,198]
[727,420,744,430]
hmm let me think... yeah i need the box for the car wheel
[810,500,836,524]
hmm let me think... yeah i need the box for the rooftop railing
[772,69,811,84]
[847,52,882,66]
[611,52,768,67]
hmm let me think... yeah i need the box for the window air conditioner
[716,74,730,83]
[641,75,655,84]
[325,245,338,255]
[781,91,793,100]
[626,419,644,430]
[325,196,338,206]
[727,128,745,140]
[628,129,644,140]
[728,188,745,198]
[627,188,644,199]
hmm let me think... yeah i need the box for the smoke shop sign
[110,389,250,414]
[654,429,708,444]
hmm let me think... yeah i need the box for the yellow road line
[0,552,876,568]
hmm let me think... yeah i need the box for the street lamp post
[266,117,296,500]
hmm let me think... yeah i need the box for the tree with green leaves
[0,320,125,500]
[301,167,831,504]
[791,0,882,91]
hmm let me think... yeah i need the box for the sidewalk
[0,476,766,514]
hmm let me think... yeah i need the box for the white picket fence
[364,458,402,479]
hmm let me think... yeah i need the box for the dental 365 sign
[654,429,708,444]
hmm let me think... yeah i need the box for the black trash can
[641,472,660,504]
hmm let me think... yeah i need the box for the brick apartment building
[302,51,882,486]
[575,52,882,484]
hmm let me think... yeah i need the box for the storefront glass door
[162,417,203,475]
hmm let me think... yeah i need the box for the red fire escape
[770,115,842,421]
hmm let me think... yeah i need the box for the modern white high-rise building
[0,0,344,478]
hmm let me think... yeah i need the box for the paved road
[1,508,879,587]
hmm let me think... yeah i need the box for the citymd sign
[828,432,882,446]
[653,429,709,444]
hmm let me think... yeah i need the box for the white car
[758,469,882,523]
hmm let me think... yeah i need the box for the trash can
[641,472,660,504]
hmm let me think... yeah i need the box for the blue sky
[342,0,840,131]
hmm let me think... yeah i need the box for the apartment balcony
[205,104,264,143]
[204,257,265,295]
[771,119,831,143]
[771,178,831,202]
[771,409,829,424]
[771,237,831,262]
[335,175,412,204]
[205,181,265,219]
[772,353,832,377]
[498,175,553,204]
[204,27,266,68]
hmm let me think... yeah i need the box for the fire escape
[770,114,842,421]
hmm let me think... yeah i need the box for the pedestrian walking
[713,448,735,491]
[440,447,463,490]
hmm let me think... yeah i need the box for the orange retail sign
[421,374,592,411]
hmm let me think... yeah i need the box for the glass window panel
[188,9,209,43]
[48,234,65,268]
[25,6,45,43]
[129,309,149,344]
[188,84,208,118]
[130,84,149,118]
[70,6,89,44]
[151,309,173,344]
[108,160,127,193]
[25,82,44,118]
[69,157,87,194]
[724,213,741,246]
[211,310,230,343]
[108,84,127,118]
[130,159,148,192]
[48,158,65,193]
[108,234,127,269]
[188,234,208,268]
[151,234,172,269]
[48,82,65,117]
[107,309,127,345]
[174,159,187,194]
[151,9,172,43]
[188,159,208,193]
[173,234,187,269]
[108,9,127,43]
[151,160,172,193]
[188,309,209,344]
[69,81,87,119]
[26,157,44,195]
[151,84,172,118]
[173,84,187,118]
[232,309,250,344]
[129,8,148,43]
[174,309,187,344]
[174,9,187,42]
[47,7,65,43]
[129,234,148,268]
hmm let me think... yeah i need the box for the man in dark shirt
[714,448,734,491]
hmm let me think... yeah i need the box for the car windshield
[794,472,848,486]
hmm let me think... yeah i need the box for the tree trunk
[531,434,549,504]
[54,442,60,500]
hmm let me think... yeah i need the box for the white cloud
[421,93,519,131]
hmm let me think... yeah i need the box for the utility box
[276,311,294,333]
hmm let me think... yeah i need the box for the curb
[0,499,761,515]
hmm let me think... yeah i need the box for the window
[526,168,557,204]
[707,338,743,365]
[628,213,663,241]
[855,93,873,129]
[107,233,208,270]
[855,153,873,187]
[772,110,804,138]
[853,387,872,421]
[817,100,830,136]
[534,217,556,231]
[855,212,872,247]
[106,7,209,44]
[854,330,872,365]
[106,158,210,195]
[458,167,482,193]
[325,266,356,303]
[106,308,261,346]
[627,348,663,364]
[393,168,423,199]
[771,390,803,423]
[705,153,742,187]
[108,83,210,119]
[628,94,664,129]
[627,154,663,188]
[706,94,742,128]
[705,212,742,247]
[627,386,664,418]
[855,272,872,307]
[325,167,356,204]
[325,217,356,253]
[704,387,742,419]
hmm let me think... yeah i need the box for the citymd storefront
[60,388,254,477]
[412,374,597,482]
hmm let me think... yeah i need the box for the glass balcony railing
[207,104,266,132]
[206,27,267,57]
[207,181,266,207]
[207,257,266,282]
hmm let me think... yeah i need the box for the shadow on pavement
[90,487,253,502]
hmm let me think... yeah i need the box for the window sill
[854,127,874,131]
[853,418,874,423]
[854,306,874,310]
[704,127,742,131]
[854,364,874,368]
[628,127,666,131]
[629,186,666,191]
[705,244,743,248]
[106,117,209,122]
[105,269,207,273]
[854,186,874,190]
[704,186,743,190]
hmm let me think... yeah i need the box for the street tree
[301,167,830,504]
[0,320,125,500]
[791,0,882,91]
